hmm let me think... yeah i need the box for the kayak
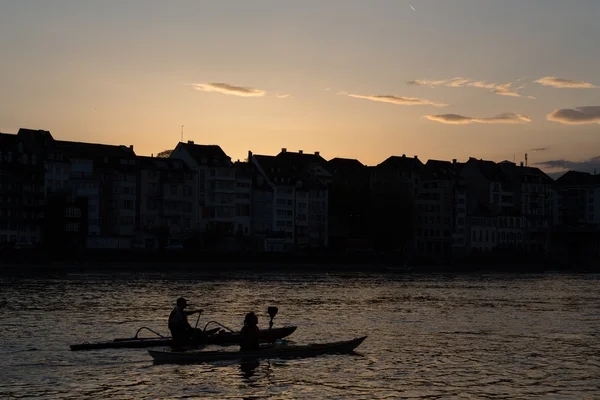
[148,335,367,364]
[70,325,297,351]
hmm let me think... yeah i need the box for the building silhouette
[1,128,599,266]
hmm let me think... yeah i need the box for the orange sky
[1,1,599,174]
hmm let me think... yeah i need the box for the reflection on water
[0,271,599,399]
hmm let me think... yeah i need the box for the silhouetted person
[168,297,203,350]
[240,311,261,351]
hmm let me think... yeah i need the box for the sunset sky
[1,0,599,175]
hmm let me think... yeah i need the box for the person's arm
[184,309,203,316]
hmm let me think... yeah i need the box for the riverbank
[1,247,598,275]
[1,259,597,276]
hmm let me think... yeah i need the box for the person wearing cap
[168,297,203,349]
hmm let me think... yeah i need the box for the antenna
[181,125,184,142]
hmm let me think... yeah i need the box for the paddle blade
[267,306,278,319]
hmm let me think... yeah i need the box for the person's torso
[168,306,188,328]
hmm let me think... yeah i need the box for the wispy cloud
[345,93,447,107]
[425,112,532,125]
[494,88,521,97]
[407,77,527,97]
[274,93,293,99]
[530,147,548,152]
[534,76,598,89]
[536,156,600,173]
[446,78,470,88]
[547,106,600,125]
[468,81,523,97]
[406,79,450,88]
[193,83,266,97]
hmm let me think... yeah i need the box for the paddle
[194,310,203,329]
[267,306,278,330]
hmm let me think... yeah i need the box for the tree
[157,149,173,158]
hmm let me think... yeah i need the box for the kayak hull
[148,336,367,364]
[70,325,297,351]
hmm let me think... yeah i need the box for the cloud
[536,156,600,173]
[493,88,521,97]
[534,76,597,89]
[408,77,527,97]
[406,79,449,88]
[274,93,292,99]
[346,93,447,107]
[547,106,600,125]
[446,78,471,88]
[468,81,506,90]
[530,147,548,152]
[425,112,532,125]
[193,83,266,97]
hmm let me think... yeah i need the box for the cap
[176,297,188,306]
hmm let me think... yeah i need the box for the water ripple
[0,272,598,399]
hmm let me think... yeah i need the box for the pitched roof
[253,154,327,188]
[275,150,328,167]
[467,157,514,188]
[499,161,554,184]
[423,159,462,180]
[555,170,600,186]
[56,140,136,160]
[328,157,365,173]
[16,128,56,153]
[177,142,231,166]
[377,155,424,171]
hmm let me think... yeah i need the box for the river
[1,270,599,399]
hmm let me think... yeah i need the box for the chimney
[282,148,287,153]
[151,153,154,158]
[402,154,406,158]
[299,150,303,154]
[248,150,253,161]
[520,161,524,167]
[315,151,320,156]
[188,140,194,144]
[414,155,418,159]
[525,153,528,167]
[129,145,134,150]
[452,159,456,165]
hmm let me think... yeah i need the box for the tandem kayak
[70,325,297,351]
[148,336,367,364]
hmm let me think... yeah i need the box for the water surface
[1,271,599,399]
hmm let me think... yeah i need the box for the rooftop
[177,141,231,166]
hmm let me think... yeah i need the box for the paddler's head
[244,311,258,327]
[176,297,188,309]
